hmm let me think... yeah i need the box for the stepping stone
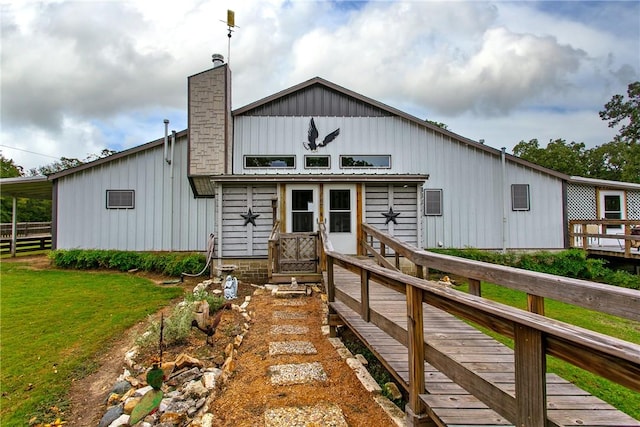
[273,300,306,306]
[273,311,306,320]
[269,341,317,356]
[267,362,327,385]
[270,325,309,335]
[264,403,348,427]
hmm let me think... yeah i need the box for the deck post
[361,269,370,322]
[327,256,337,337]
[468,278,481,297]
[514,324,547,427]
[406,284,428,425]
[527,294,545,316]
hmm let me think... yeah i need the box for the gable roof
[233,77,568,180]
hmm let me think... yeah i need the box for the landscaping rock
[98,404,123,427]
[110,380,132,395]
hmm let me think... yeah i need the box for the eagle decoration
[303,118,340,151]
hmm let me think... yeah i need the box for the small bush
[48,249,208,277]
[136,301,196,350]
[186,290,226,315]
[431,248,639,289]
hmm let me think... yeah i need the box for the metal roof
[0,176,52,200]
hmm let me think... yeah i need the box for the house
[3,56,639,280]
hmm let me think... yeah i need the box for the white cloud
[0,0,638,171]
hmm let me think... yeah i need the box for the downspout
[501,147,507,252]
[163,119,169,163]
[170,130,176,250]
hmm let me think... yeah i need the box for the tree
[598,81,640,183]
[599,81,639,145]
[512,138,588,176]
[1,154,23,178]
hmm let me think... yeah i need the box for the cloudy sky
[1,0,638,172]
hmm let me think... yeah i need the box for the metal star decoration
[382,207,400,225]
[241,208,260,226]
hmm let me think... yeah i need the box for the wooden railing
[0,221,51,238]
[569,219,640,258]
[320,222,640,427]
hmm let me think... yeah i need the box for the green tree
[598,81,640,183]
[512,138,588,176]
[1,155,24,222]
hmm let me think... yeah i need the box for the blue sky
[1,0,638,171]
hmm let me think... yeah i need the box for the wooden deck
[328,262,640,427]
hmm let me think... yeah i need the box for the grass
[0,261,184,426]
[455,281,640,420]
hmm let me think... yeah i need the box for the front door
[323,184,357,254]
[285,184,357,254]
[599,190,625,245]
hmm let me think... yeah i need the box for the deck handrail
[569,219,640,257]
[362,222,640,322]
[319,222,640,426]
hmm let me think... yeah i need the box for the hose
[180,233,216,280]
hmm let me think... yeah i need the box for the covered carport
[0,176,53,256]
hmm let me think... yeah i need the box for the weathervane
[220,10,239,65]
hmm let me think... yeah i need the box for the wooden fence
[0,222,52,255]
[320,222,640,426]
[0,221,51,238]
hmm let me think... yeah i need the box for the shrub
[431,248,639,289]
[136,301,196,350]
[48,249,208,277]
[186,290,226,315]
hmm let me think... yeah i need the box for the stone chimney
[188,54,232,176]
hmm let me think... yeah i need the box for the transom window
[106,190,135,209]
[329,189,351,232]
[340,155,391,168]
[244,156,295,168]
[305,155,330,168]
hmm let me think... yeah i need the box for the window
[291,190,314,232]
[106,190,135,209]
[511,184,530,211]
[340,155,391,168]
[244,156,295,168]
[329,189,351,232]
[304,155,330,168]
[424,189,443,216]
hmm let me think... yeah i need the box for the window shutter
[424,189,443,216]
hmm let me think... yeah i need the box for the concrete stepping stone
[264,403,348,427]
[272,311,306,320]
[269,341,317,356]
[273,299,306,306]
[270,325,309,335]
[267,362,327,385]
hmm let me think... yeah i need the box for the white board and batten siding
[235,115,565,250]
[365,184,419,251]
[220,185,277,257]
[55,137,216,251]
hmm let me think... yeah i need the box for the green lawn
[0,261,184,426]
[457,281,640,420]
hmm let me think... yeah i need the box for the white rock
[135,385,153,396]
[244,295,251,302]
[346,358,382,393]
[240,301,250,310]
[184,380,208,399]
[201,413,215,427]
[201,371,217,389]
[117,368,131,382]
[108,414,129,427]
